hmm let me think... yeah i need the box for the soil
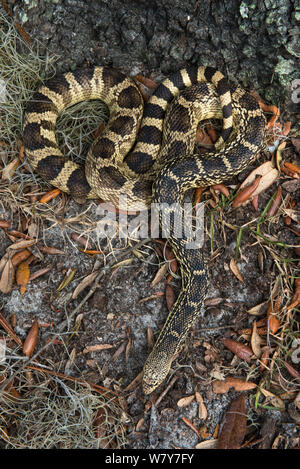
[0,0,299,449]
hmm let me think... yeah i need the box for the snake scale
[23,66,266,394]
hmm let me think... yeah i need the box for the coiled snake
[23,66,266,394]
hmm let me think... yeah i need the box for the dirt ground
[0,0,299,449]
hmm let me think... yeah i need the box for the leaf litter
[0,6,299,450]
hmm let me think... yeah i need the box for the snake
[23,66,266,394]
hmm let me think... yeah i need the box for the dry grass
[0,7,129,450]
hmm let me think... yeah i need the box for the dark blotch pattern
[138,125,162,145]
[102,67,126,87]
[98,166,127,189]
[23,122,56,151]
[168,70,184,90]
[131,179,152,197]
[118,86,141,109]
[216,77,229,95]
[92,137,115,159]
[204,66,218,82]
[66,167,91,197]
[25,92,58,114]
[166,104,190,133]
[185,65,198,84]
[72,68,95,87]
[125,151,155,174]
[44,75,70,96]
[239,93,261,111]
[109,115,135,137]
[36,155,65,180]
[222,103,232,119]
[143,102,165,119]
[153,83,174,102]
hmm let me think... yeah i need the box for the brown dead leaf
[233,175,262,208]
[83,343,114,353]
[217,395,246,449]
[11,249,31,267]
[16,261,30,294]
[39,188,61,203]
[0,258,15,294]
[229,258,244,283]
[151,263,168,287]
[1,157,19,180]
[195,439,218,449]
[260,387,285,410]
[222,337,253,362]
[266,297,281,334]
[29,266,52,282]
[195,391,208,420]
[165,284,176,310]
[237,161,279,202]
[213,377,257,394]
[283,361,300,382]
[39,246,65,255]
[71,271,98,299]
[177,395,195,408]
[251,321,263,358]
[23,320,39,357]
[287,278,300,311]
[247,301,267,316]
[7,239,36,251]
[267,186,282,217]
[0,219,11,229]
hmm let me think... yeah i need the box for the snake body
[23,66,266,394]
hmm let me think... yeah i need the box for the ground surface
[0,0,299,449]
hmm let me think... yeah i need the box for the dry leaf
[165,284,176,310]
[251,321,263,357]
[266,297,281,334]
[39,246,65,255]
[233,175,262,207]
[195,439,218,449]
[247,301,267,316]
[238,161,279,202]
[7,239,36,250]
[195,391,208,420]
[23,320,39,357]
[177,395,195,408]
[11,249,31,267]
[217,395,246,449]
[229,258,244,282]
[83,343,114,353]
[0,258,15,294]
[112,258,134,269]
[260,388,285,410]
[16,261,30,295]
[72,271,98,299]
[0,219,11,229]
[1,157,19,180]
[222,337,253,362]
[282,208,300,223]
[213,377,257,394]
[151,263,168,287]
[57,268,76,291]
[39,188,61,203]
[29,266,52,281]
[267,186,282,217]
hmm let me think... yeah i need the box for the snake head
[142,350,173,394]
